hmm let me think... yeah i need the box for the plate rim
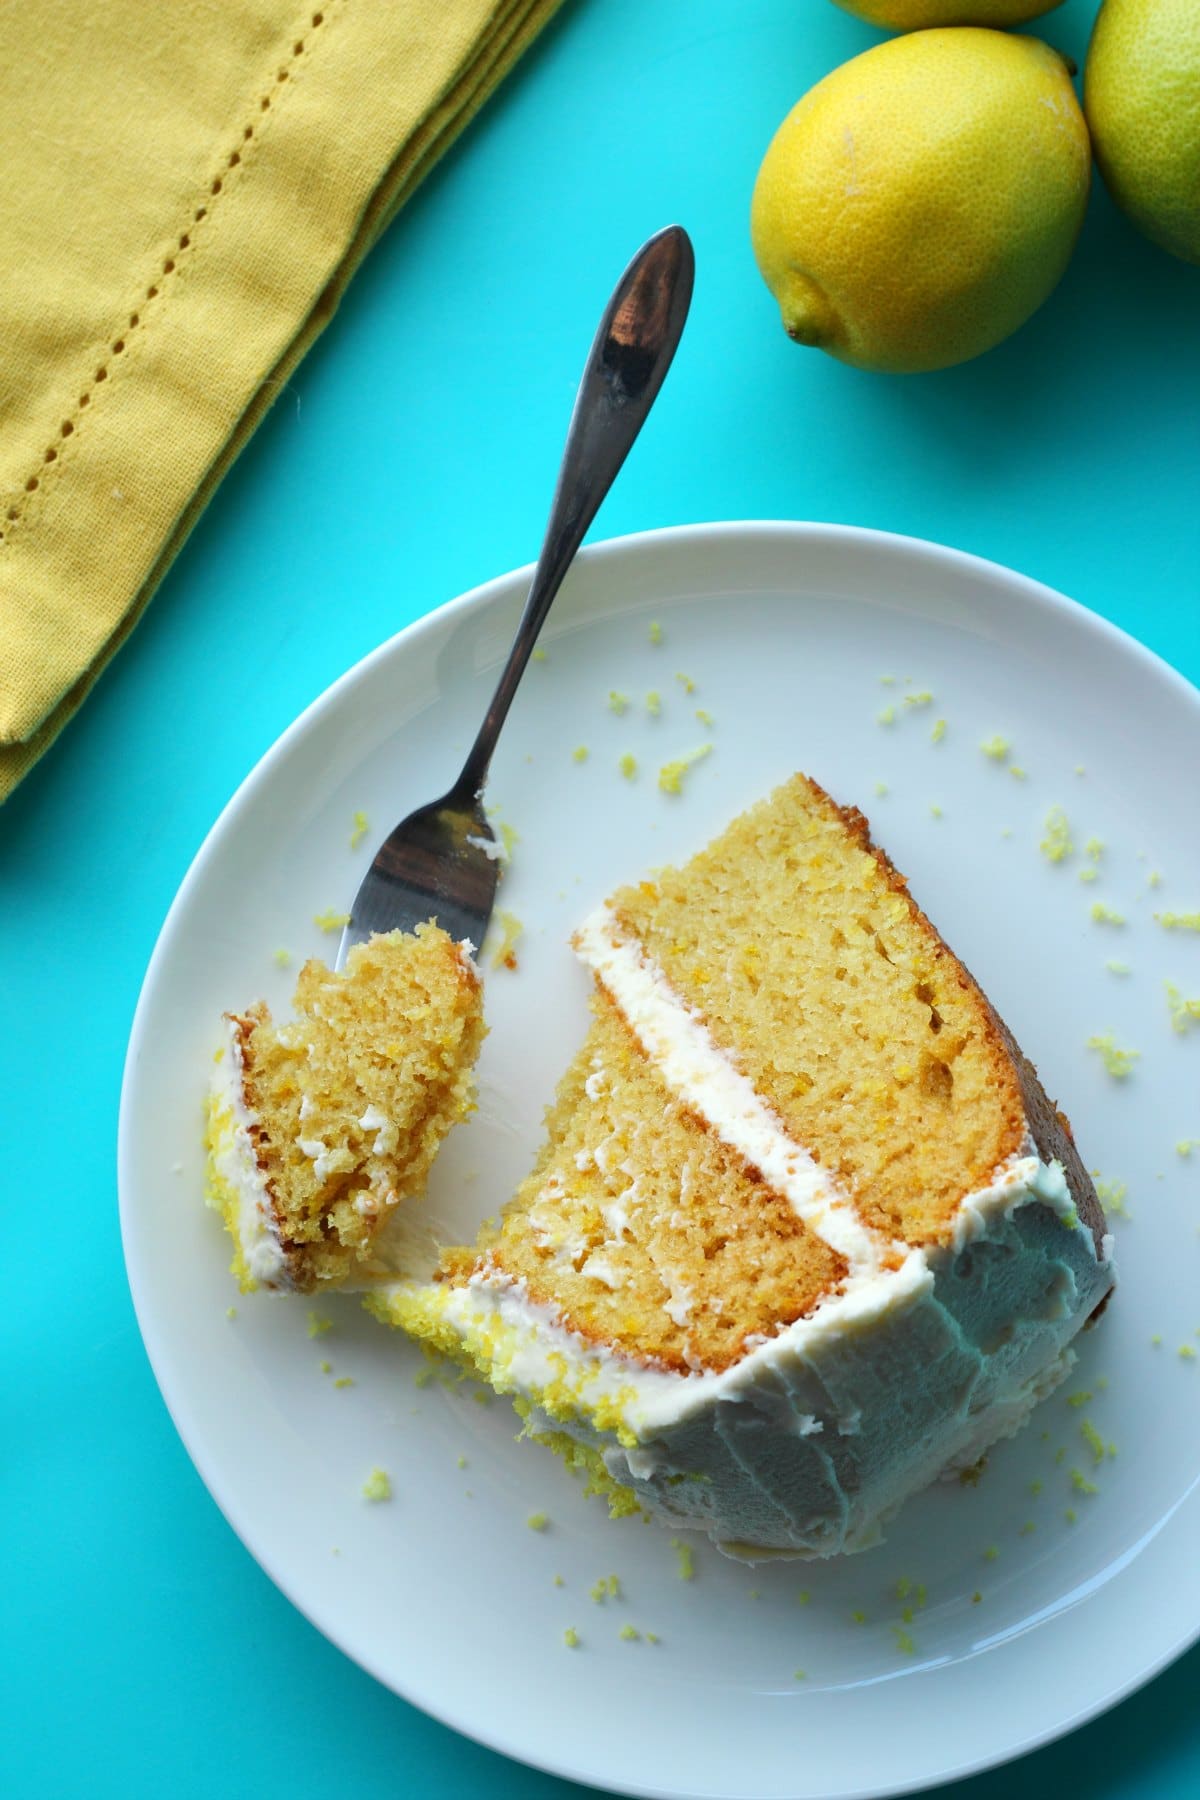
[119,518,1200,1800]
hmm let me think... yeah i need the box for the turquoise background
[5,1,1199,1794]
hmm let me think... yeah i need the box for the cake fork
[335,224,694,970]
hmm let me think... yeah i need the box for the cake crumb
[563,1626,580,1648]
[1105,960,1131,976]
[571,745,589,764]
[1019,1521,1036,1537]
[930,804,943,820]
[793,1668,807,1681]
[646,690,661,716]
[607,691,630,716]
[796,1589,811,1606]
[983,1546,1000,1562]
[1039,807,1074,864]
[619,1625,641,1642]
[1066,1389,1092,1408]
[1070,1469,1099,1494]
[675,672,695,695]
[874,782,888,797]
[904,690,933,709]
[980,734,1011,761]
[645,1631,660,1645]
[349,810,369,850]
[850,1609,867,1625]
[695,707,714,728]
[361,1467,392,1502]
[225,1306,237,1320]
[930,718,947,744]
[972,1591,982,1604]
[648,620,663,646]
[877,705,896,726]
[532,647,547,662]
[272,948,292,967]
[526,1512,549,1531]
[658,744,712,795]
[1009,765,1028,780]
[307,1312,333,1338]
[313,909,351,932]
[1090,902,1126,927]
[1087,1033,1139,1079]
[618,753,637,780]
[1156,911,1200,931]
[879,673,896,685]
[1179,1345,1197,1362]
[319,1359,332,1374]
[1176,1140,1198,1158]
[892,1627,916,1655]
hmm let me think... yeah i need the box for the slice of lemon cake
[206,925,485,1293]
[373,775,1114,1559]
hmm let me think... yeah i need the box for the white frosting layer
[210,1019,288,1289]
[573,904,887,1272]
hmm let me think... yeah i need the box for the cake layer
[612,774,1031,1245]
[449,989,848,1373]
[206,925,484,1292]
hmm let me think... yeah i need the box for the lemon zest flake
[1087,1033,1139,1079]
[658,744,712,795]
[1166,982,1200,1034]
[1039,807,1074,864]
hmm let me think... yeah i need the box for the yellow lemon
[750,28,1090,373]
[832,1,1063,25]
[1085,0,1200,264]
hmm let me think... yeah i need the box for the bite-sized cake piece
[206,925,485,1293]
[373,775,1114,1559]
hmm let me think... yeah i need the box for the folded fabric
[0,0,565,802]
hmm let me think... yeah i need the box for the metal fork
[335,224,695,969]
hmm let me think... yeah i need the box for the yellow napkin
[0,0,565,801]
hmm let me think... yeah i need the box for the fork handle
[454,224,695,801]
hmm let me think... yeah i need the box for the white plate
[121,523,1200,1800]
